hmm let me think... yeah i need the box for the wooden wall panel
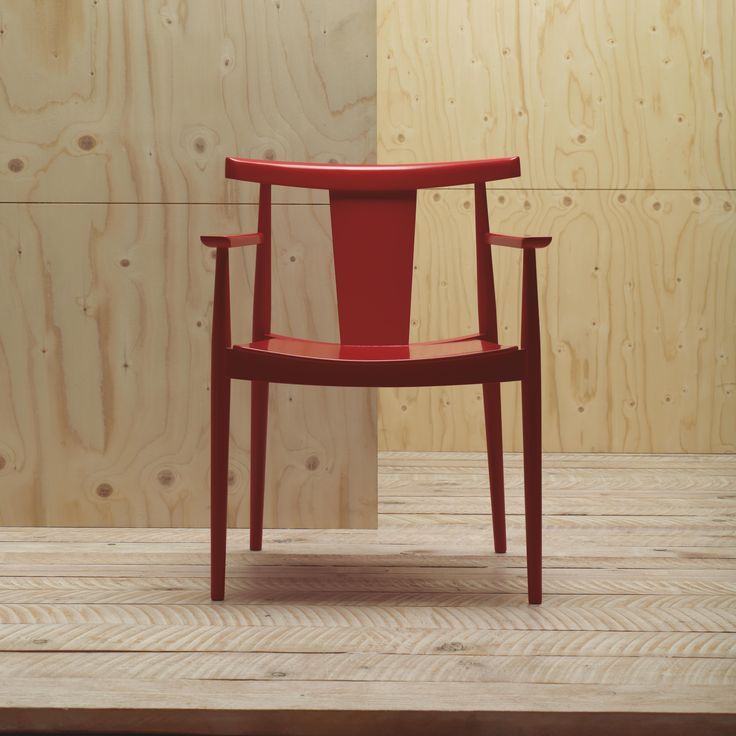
[0,0,378,527]
[377,0,736,452]
[379,189,735,453]
[378,0,734,189]
[0,202,376,527]
[0,0,376,204]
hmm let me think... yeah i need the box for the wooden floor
[0,452,734,735]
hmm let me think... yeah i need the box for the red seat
[202,156,552,604]
[230,334,523,387]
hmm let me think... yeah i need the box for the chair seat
[227,334,524,387]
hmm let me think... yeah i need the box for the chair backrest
[226,157,521,345]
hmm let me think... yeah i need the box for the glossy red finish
[483,381,507,553]
[204,158,551,604]
[249,380,268,552]
[330,190,417,344]
[247,185,272,553]
[226,156,521,191]
[521,249,543,604]
[486,232,552,249]
[252,184,272,341]
[209,248,231,602]
[474,183,507,554]
[201,233,262,249]
[228,334,523,387]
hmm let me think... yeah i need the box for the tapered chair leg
[250,380,269,551]
[210,375,231,602]
[521,368,543,604]
[482,382,506,553]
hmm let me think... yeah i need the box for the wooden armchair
[202,157,551,603]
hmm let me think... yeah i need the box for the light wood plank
[0,533,734,558]
[1,624,734,658]
[0,594,733,632]
[378,451,736,470]
[2,586,736,612]
[0,511,732,539]
[0,523,733,557]
[0,525,732,548]
[0,554,732,571]
[1,649,733,686]
[377,468,736,490]
[380,496,735,517]
[0,676,733,714]
[1,567,734,594]
[381,514,734,530]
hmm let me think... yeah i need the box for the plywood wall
[0,0,377,526]
[377,0,736,452]
[1,0,733,538]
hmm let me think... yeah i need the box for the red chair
[202,157,551,604]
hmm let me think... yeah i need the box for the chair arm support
[486,232,551,249]
[201,233,263,248]
[520,250,541,357]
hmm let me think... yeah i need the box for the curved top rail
[225,156,521,191]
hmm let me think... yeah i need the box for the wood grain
[0,452,734,734]
[377,0,736,453]
[379,189,736,452]
[0,0,379,528]
[0,201,375,527]
[1,624,734,657]
[1,567,735,594]
[377,0,735,189]
[0,0,376,204]
[2,650,734,686]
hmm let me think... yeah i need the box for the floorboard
[0,452,734,735]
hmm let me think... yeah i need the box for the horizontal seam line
[1,188,735,205]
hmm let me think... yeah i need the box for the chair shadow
[218,549,524,606]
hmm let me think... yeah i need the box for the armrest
[485,232,551,249]
[200,232,263,248]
